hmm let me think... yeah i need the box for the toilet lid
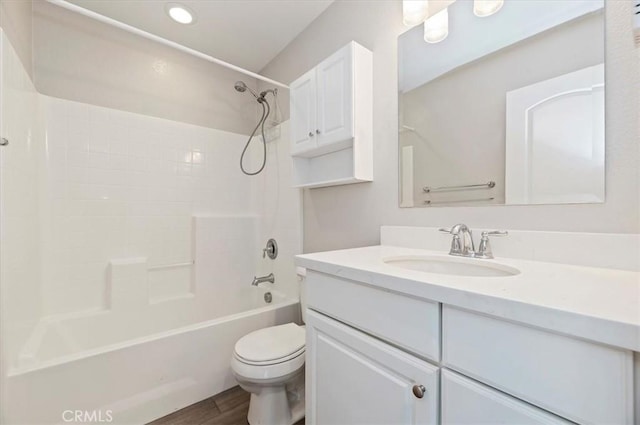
[234,323,305,363]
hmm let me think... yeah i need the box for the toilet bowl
[232,268,307,424]
[231,322,306,425]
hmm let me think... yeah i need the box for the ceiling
[66,0,334,72]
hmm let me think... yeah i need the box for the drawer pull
[412,384,426,399]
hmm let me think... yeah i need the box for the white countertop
[296,245,640,352]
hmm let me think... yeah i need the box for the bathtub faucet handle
[262,239,278,260]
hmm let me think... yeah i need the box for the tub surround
[296,227,640,352]
[1,54,302,424]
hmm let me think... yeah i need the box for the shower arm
[259,88,277,99]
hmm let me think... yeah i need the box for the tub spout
[252,273,274,286]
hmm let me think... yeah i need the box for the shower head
[234,81,248,92]
[234,81,259,98]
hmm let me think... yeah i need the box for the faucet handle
[482,230,509,239]
[262,238,278,259]
[476,230,508,259]
[439,228,463,254]
[481,230,508,237]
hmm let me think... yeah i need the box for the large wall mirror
[398,0,605,208]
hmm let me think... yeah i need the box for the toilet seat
[234,323,305,365]
[231,323,306,382]
[232,350,305,383]
[235,346,305,366]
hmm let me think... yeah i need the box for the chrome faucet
[252,273,274,286]
[439,224,475,257]
[439,224,507,259]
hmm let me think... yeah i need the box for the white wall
[0,29,41,333]
[0,0,32,78]
[0,28,42,423]
[33,1,259,135]
[259,0,640,253]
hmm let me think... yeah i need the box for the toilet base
[240,370,305,425]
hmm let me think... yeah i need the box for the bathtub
[4,286,299,425]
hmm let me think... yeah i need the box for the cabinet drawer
[442,306,633,425]
[442,369,571,424]
[306,271,440,361]
[306,310,439,425]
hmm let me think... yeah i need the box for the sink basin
[383,255,520,277]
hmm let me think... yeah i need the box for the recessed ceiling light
[166,3,195,25]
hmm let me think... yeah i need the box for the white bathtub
[4,286,299,425]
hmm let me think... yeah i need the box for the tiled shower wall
[41,96,300,316]
[253,121,302,301]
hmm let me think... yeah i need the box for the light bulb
[424,8,449,43]
[473,0,504,17]
[166,3,194,24]
[403,0,429,27]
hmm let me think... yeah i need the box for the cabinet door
[441,370,571,425]
[316,43,353,147]
[306,310,438,425]
[290,68,317,155]
[442,306,633,425]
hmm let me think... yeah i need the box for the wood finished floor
[147,386,305,425]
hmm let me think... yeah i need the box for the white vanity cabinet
[441,370,571,425]
[289,41,373,188]
[442,306,634,425]
[303,269,636,425]
[306,310,439,425]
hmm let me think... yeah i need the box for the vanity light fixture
[166,3,195,24]
[402,0,429,27]
[423,7,449,43]
[473,0,504,17]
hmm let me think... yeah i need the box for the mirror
[398,0,605,207]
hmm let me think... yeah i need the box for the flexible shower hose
[240,99,270,176]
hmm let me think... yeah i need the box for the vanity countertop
[296,245,640,352]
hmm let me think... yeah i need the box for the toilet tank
[296,267,307,324]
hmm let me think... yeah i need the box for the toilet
[230,272,307,425]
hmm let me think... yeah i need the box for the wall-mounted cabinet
[290,41,373,189]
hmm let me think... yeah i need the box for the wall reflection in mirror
[398,0,605,208]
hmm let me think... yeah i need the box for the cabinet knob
[412,384,426,399]
[308,132,314,137]
[316,129,321,134]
